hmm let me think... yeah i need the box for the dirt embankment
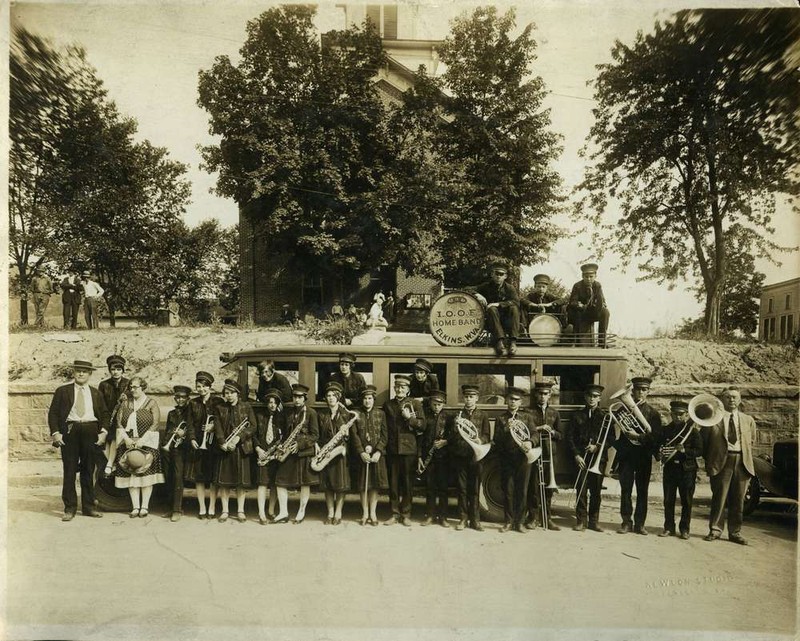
[7,327,798,388]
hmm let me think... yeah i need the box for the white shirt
[82,279,105,298]
[724,411,742,453]
[67,383,98,422]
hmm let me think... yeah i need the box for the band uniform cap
[172,385,191,397]
[118,447,154,475]
[222,379,243,395]
[631,377,652,389]
[292,383,310,396]
[490,261,508,273]
[394,374,411,386]
[505,386,526,399]
[263,389,283,403]
[414,358,433,373]
[360,385,378,398]
[580,263,599,274]
[585,384,605,395]
[534,381,554,390]
[533,274,551,285]
[461,384,480,395]
[195,371,215,386]
[338,352,356,364]
[429,390,447,403]
[106,355,126,369]
[670,400,689,411]
[71,360,98,371]
[326,381,344,396]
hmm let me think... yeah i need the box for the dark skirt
[215,447,253,488]
[318,454,351,493]
[276,454,319,488]
[184,447,216,484]
[256,460,279,488]
[356,456,389,491]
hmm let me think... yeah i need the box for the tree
[575,9,800,335]
[9,28,105,323]
[198,6,399,283]
[410,7,563,285]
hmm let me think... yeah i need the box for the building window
[766,317,777,341]
[786,294,792,310]
[366,4,398,39]
[780,315,787,340]
[768,298,774,313]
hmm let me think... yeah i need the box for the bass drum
[528,313,562,347]
[428,290,486,347]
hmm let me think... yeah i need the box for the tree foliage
[575,9,800,335]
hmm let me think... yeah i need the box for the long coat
[214,400,257,488]
[494,410,540,467]
[275,406,320,487]
[447,407,491,462]
[350,407,389,490]
[567,407,609,466]
[48,383,109,435]
[317,406,355,493]
[382,397,425,456]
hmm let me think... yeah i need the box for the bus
[217,335,628,522]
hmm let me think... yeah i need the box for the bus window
[246,361,300,402]
[388,361,447,399]
[314,361,374,401]
[458,363,531,405]
[542,364,600,406]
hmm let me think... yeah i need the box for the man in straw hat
[47,360,110,521]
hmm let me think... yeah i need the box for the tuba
[508,416,542,464]
[311,409,359,472]
[688,394,724,427]
[608,385,652,445]
[455,411,491,462]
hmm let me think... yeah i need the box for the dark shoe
[634,526,649,536]
[471,521,484,532]
[370,519,378,527]
[237,513,247,523]
[439,517,450,528]
[332,517,342,526]
[546,519,561,531]
[588,523,604,533]
[659,529,675,538]
[704,532,720,541]
[455,519,467,531]
[383,515,399,526]
[617,522,632,534]
[62,511,76,522]
[259,516,268,525]
[729,534,748,546]
[292,515,305,524]
[507,340,518,356]
[420,517,434,527]
[324,516,333,525]
[573,523,586,532]
[523,519,537,531]
[170,512,182,523]
[495,340,507,357]
[400,516,412,527]
[197,513,207,520]
[129,509,140,519]
[679,532,690,540]
[139,509,149,518]
[83,510,103,518]
[272,515,289,524]
[500,523,512,533]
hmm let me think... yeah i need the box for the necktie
[727,414,737,445]
[75,386,86,419]
[266,415,274,444]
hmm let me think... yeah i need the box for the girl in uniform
[317,382,355,525]
[351,385,389,525]
[254,390,285,524]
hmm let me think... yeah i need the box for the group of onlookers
[26,267,104,330]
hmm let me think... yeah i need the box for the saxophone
[311,408,359,472]
[264,408,307,464]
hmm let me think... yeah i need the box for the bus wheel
[743,476,760,517]
[478,455,506,523]
[94,474,131,512]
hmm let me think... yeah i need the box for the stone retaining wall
[7,383,798,459]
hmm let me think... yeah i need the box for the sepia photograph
[3,1,799,640]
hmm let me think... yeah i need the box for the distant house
[759,277,799,342]
[239,4,443,324]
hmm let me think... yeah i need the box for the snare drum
[527,314,562,347]
[428,291,487,347]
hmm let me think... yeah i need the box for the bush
[9,361,31,381]
[304,317,365,345]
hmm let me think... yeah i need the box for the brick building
[239,4,442,324]
[759,277,800,342]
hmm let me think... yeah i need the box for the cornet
[222,418,249,449]
[199,415,215,450]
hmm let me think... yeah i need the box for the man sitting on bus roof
[474,261,521,357]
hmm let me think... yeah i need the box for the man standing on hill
[30,266,53,327]
[60,270,81,330]
[80,271,104,329]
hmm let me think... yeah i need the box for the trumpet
[199,415,215,450]
[162,421,187,451]
[311,409,359,472]
[222,417,249,450]
[455,411,491,462]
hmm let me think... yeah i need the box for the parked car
[744,438,798,515]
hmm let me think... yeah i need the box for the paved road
[5,463,797,641]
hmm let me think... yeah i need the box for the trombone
[572,411,613,506]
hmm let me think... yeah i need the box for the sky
[10,0,800,337]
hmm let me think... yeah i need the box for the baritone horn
[688,394,724,427]
[608,385,651,445]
